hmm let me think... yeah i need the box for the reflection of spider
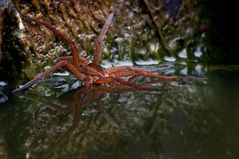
[23,82,167,158]
[26,85,124,129]
[13,13,197,93]
[23,85,125,158]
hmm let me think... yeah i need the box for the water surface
[0,64,239,159]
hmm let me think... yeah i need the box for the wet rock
[0,0,204,81]
[0,0,29,81]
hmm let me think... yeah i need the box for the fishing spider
[13,13,195,93]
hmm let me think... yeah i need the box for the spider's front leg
[92,13,114,65]
[12,60,87,93]
[22,16,88,67]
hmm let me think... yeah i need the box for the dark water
[0,64,239,159]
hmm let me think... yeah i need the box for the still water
[0,63,239,159]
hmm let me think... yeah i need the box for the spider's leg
[107,66,176,81]
[107,66,172,74]
[106,66,147,74]
[95,77,115,84]
[127,75,139,83]
[108,66,202,81]
[80,65,106,77]
[109,71,137,78]
[126,70,202,81]
[55,56,73,63]
[93,13,114,65]
[12,60,88,93]
[64,62,87,81]
[114,78,162,91]
[12,60,68,93]
[95,77,161,91]
[22,16,88,66]
[107,66,141,79]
